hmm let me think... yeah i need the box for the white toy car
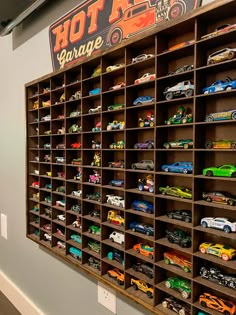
[44,233,52,241]
[41,114,51,121]
[55,157,66,163]
[109,231,124,245]
[163,81,194,100]
[88,105,101,113]
[106,63,125,72]
[134,73,156,85]
[201,217,236,233]
[106,195,125,208]
[57,241,66,249]
[71,190,82,198]
[72,218,82,229]
[132,54,154,63]
[57,214,66,222]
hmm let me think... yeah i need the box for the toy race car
[199,242,236,261]
[139,111,155,127]
[168,65,193,75]
[199,292,236,315]
[165,276,191,299]
[134,140,154,149]
[88,105,101,113]
[164,251,192,272]
[130,278,153,298]
[200,217,236,233]
[131,160,154,170]
[133,243,154,259]
[131,200,154,214]
[203,164,236,177]
[203,77,236,94]
[202,191,236,206]
[165,105,193,125]
[205,109,236,122]
[108,160,124,168]
[163,81,194,100]
[138,175,154,193]
[207,47,236,65]
[129,222,154,236]
[200,266,236,289]
[159,186,192,199]
[134,73,156,84]
[163,139,193,149]
[109,82,126,90]
[167,210,192,223]
[107,120,125,130]
[133,96,155,106]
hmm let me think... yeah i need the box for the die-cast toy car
[161,162,193,174]
[109,82,126,90]
[132,54,154,63]
[202,191,236,206]
[159,186,192,199]
[108,160,125,168]
[200,266,236,289]
[205,139,236,149]
[168,65,193,75]
[133,243,154,259]
[130,279,153,298]
[164,251,192,273]
[129,222,154,236]
[134,73,156,84]
[205,109,236,122]
[167,210,192,223]
[131,160,154,170]
[131,200,153,214]
[162,296,190,315]
[89,87,101,96]
[203,77,236,94]
[207,47,236,65]
[203,164,236,177]
[199,292,236,315]
[163,81,194,100]
[165,276,191,299]
[106,64,125,72]
[199,242,236,261]
[133,96,155,106]
[163,139,193,149]
[166,229,191,248]
[134,140,154,149]
[200,217,236,233]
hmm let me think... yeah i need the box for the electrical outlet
[1,214,7,239]
[98,281,116,314]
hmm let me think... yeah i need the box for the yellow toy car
[46,171,52,177]
[107,210,125,226]
[131,278,153,298]
[199,242,236,261]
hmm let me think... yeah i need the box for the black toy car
[89,210,100,218]
[132,262,154,279]
[166,229,192,248]
[200,266,236,289]
[162,296,191,315]
[71,204,81,213]
[86,192,101,202]
[88,257,101,270]
[168,65,193,75]
[167,210,192,223]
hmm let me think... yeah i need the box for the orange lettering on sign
[70,11,86,43]
[87,0,105,34]
[109,0,131,23]
[52,20,71,53]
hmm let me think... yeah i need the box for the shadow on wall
[12,0,83,50]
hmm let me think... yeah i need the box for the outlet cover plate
[98,281,116,314]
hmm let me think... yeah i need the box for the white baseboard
[0,270,44,315]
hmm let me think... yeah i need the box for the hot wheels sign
[49,0,201,70]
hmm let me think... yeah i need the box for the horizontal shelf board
[40,214,50,220]
[156,172,193,178]
[126,229,154,242]
[29,222,39,228]
[156,123,194,129]
[156,215,193,228]
[52,191,65,196]
[126,248,154,264]
[126,169,154,174]
[102,185,124,191]
[156,194,193,204]
[126,56,155,71]
[195,120,236,126]
[156,281,192,304]
[52,219,65,227]
[155,260,192,280]
[156,238,193,255]
[102,239,124,251]
[39,188,51,193]
[27,234,39,242]
[52,205,65,211]
[29,197,39,203]
[157,96,194,106]
[102,167,125,171]
[125,286,154,306]
[102,257,124,271]
[195,200,236,211]
[84,199,101,206]
[102,221,124,232]
[83,215,101,224]
[66,195,82,201]
[126,267,154,285]
[194,225,236,240]
[156,149,193,152]
[82,247,101,259]
[196,89,236,100]
[196,58,236,74]
[29,210,39,215]
[126,188,154,196]
[125,209,154,219]
[52,233,65,241]
[66,224,82,233]
[66,179,81,184]
[52,246,66,256]
[66,239,82,249]
[193,251,236,269]
[66,210,81,216]
[102,203,125,211]
[126,127,155,131]
[39,239,51,248]
[83,182,102,188]
[83,231,101,242]
[65,254,82,265]
[40,201,52,208]
[194,276,236,299]
[195,175,236,182]
[157,42,195,59]
[157,69,194,82]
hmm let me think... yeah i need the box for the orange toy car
[133,243,154,259]
[164,251,192,272]
[199,292,236,315]
[107,268,124,285]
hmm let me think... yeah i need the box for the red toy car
[71,142,81,149]
[32,181,39,188]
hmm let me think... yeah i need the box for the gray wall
[0,0,216,314]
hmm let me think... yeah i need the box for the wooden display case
[26,1,236,314]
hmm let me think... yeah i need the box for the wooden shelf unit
[26,1,236,314]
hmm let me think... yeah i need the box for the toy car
[55,157,66,163]
[57,214,65,221]
[163,139,193,149]
[57,228,65,236]
[165,106,193,125]
[202,191,236,206]
[129,222,154,236]
[45,184,52,190]
[166,40,195,52]
[56,143,65,149]
[57,241,66,249]
[108,160,124,168]
[33,100,38,109]
[163,81,194,100]
[203,164,236,177]
[46,171,51,177]
[109,231,124,245]
[69,91,81,101]
[86,192,101,202]
[71,204,81,213]
[44,196,51,204]
[205,139,236,149]
[199,292,236,315]
[71,142,81,149]
[109,82,125,90]
[42,100,50,107]
[69,110,80,117]
[43,224,51,231]
[133,96,155,106]
[56,200,65,207]
[201,23,236,40]
[106,63,125,72]
[165,277,191,299]
[72,217,82,229]
[131,160,154,170]
[57,114,65,119]
[200,217,236,233]
[162,296,190,315]
[88,241,100,253]
[71,190,82,198]
[88,257,101,270]
[132,262,154,279]
[200,266,236,289]
[44,130,51,135]
[168,65,193,75]
[57,172,65,178]
[131,278,153,298]
[109,140,125,149]
[205,109,236,122]
[107,120,125,130]
[32,181,39,188]
[41,114,51,121]
[199,242,236,261]
[89,210,100,218]
[88,105,101,113]
[88,225,101,235]
[92,140,101,149]
[70,234,82,243]
[68,124,81,133]
[159,186,192,199]
[56,185,65,193]
[71,158,82,166]
[91,65,101,77]
[107,268,124,285]
[207,48,236,65]
[107,103,124,111]
[109,179,124,187]
[164,251,192,273]
[89,87,101,96]
[134,140,154,149]
[107,249,124,265]
[106,195,125,208]
[133,243,154,259]
[167,210,192,223]
[134,73,156,84]
[92,121,101,132]
[166,229,191,248]
[89,170,101,184]
[139,111,155,127]
[44,233,52,241]
[131,200,153,214]
[203,77,236,94]
[69,247,82,260]
[161,162,193,174]
[138,175,154,193]
[132,54,154,63]
[44,143,51,149]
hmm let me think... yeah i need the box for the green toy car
[107,104,124,111]
[159,186,192,199]
[163,139,193,149]
[88,241,101,253]
[88,225,101,235]
[165,106,193,125]
[203,164,236,177]
[165,276,191,299]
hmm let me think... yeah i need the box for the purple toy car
[134,140,154,149]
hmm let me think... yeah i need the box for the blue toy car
[89,87,101,96]
[107,249,124,265]
[161,162,193,174]
[70,234,82,244]
[131,200,154,214]
[109,179,124,187]
[133,96,155,106]
[202,77,236,94]
[69,247,82,259]
[129,221,154,236]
